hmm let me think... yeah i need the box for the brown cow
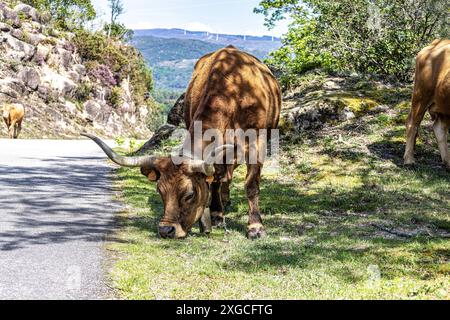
[404,39,450,168]
[83,46,282,239]
[2,103,25,139]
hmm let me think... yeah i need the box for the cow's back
[185,46,281,132]
[11,104,24,121]
[2,104,24,122]
[415,39,450,115]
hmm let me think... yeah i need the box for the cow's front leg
[245,163,265,239]
[404,94,429,165]
[8,121,16,139]
[14,120,22,139]
[210,181,225,227]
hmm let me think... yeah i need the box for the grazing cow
[83,46,282,239]
[2,103,25,139]
[404,39,450,169]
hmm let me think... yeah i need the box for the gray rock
[18,67,41,90]
[73,64,86,76]
[0,78,25,98]
[0,83,18,98]
[68,71,80,83]
[83,100,102,121]
[0,3,17,21]
[14,3,40,22]
[341,107,356,121]
[27,33,46,46]
[33,43,50,64]
[0,22,11,32]
[9,28,40,44]
[56,48,73,68]
[3,33,35,61]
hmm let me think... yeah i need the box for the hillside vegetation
[0,0,156,138]
[133,29,281,91]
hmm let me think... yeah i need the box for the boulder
[0,78,25,98]
[83,100,102,122]
[0,22,11,32]
[41,67,76,97]
[73,64,86,77]
[68,71,80,83]
[13,3,40,22]
[3,33,35,61]
[56,47,73,68]
[0,3,15,20]
[18,66,41,90]
[33,43,50,65]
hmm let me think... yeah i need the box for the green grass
[110,101,449,300]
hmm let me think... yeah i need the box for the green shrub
[109,86,123,108]
[73,29,153,105]
[22,0,96,30]
[75,81,92,101]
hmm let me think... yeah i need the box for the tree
[107,0,124,38]
[22,0,96,29]
[103,0,133,41]
[256,0,449,83]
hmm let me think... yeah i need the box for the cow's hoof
[211,212,225,227]
[403,158,416,166]
[247,225,266,240]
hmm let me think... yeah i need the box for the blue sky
[91,0,290,37]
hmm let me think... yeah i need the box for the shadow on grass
[117,120,449,284]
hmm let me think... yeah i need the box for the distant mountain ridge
[134,28,281,52]
[132,28,282,91]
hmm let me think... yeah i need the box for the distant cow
[2,104,25,139]
[83,46,282,239]
[404,39,450,169]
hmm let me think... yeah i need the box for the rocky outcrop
[0,1,151,139]
[280,73,411,133]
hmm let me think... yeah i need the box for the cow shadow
[205,124,450,281]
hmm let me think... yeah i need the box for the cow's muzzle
[159,226,176,239]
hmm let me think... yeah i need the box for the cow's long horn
[189,144,235,176]
[81,133,158,167]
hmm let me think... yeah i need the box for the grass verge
[109,99,449,299]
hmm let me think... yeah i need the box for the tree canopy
[22,0,96,29]
[256,0,449,85]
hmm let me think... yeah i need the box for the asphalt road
[0,139,122,300]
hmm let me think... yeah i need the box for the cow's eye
[185,191,195,202]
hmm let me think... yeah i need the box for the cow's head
[82,134,231,239]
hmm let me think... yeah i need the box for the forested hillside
[132,28,282,93]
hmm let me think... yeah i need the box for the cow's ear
[140,167,160,182]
